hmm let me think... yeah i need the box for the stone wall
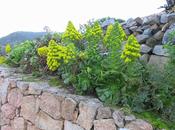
[101,11,175,68]
[0,67,153,130]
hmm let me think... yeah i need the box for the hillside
[0,31,47,46]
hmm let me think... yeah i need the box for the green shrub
[7,41,34,65]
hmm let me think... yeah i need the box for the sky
[0,0,166,37]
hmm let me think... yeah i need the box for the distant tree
[43,26,51,33]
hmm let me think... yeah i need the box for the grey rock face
[160,14,168,24]
[143,15,160,25]
[136,34,149,43]
[101,18,115,28]
[141,44,152,54]
[153,45,169,56]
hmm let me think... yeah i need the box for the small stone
[8,88,23,108]
[77,100,102,130]
[101,18,115,28]
[148,55,169,69]
[153,31,164,41]
[153,45,169,56]
[143,15,160,25]
[146,37,158,48]
[143,28,152,36]
[134,17,143,25]
[61,98,77,121]
[136,34,149,43]
[141,44,152,54]
[17,81,29,93]
[139,54,150,63]
[0,79,9,104]
[125,119,153,130]
[12,117,26,130]
[161,23,170,32]
[1,125,13,130]
[96,107,112,119]
[1,103,16,119]
[136,28,143,33]
[112,110,125,128]
[8,79,17,89]
[27,82,46,95]
[129,26,138,32]
[124,29,131,35]
[64,120,84,130]
[160,13,168,24]
[124,115,136,123]
[0,112,10,126]
[141,25,151,30]
[27,125,41,130]
[35,111,63,130]
[126,18,137,27]
[20,96,37,124]
[93,119,116,130]
[162,27,175,44]
[39,92,63,120]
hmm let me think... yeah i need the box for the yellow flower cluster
[37,46,48,57]
[103,21,127,48]
[0,56,6,64]
[121,35,141,63]
[5,43,11,54]
[117,22,127,41]
[78,51,88,60]
[85,21,103,45]
[103,24,113,45]
[47,40,75,71]
[62,21,82,43]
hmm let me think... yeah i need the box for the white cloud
[0,0,165,37]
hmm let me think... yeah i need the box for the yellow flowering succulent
[37,46,48,57]
[5,43,11,54]
[0,56,6,64]
[46,40,75,71]
[84,21,103,45]
[62,21,82,43]
[103,21,127,49]
[121,35,141,63]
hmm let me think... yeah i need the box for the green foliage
[121,35,141,63]
[62,21,82,44]
[0,56,6,64]
[46,40,76,71]
[48,77,61,87]
[5,43,11,54]
[137,112,175,130]
[7,41,34,65]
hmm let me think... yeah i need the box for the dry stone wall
[101,11,175,68]
[0,67,153,130]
